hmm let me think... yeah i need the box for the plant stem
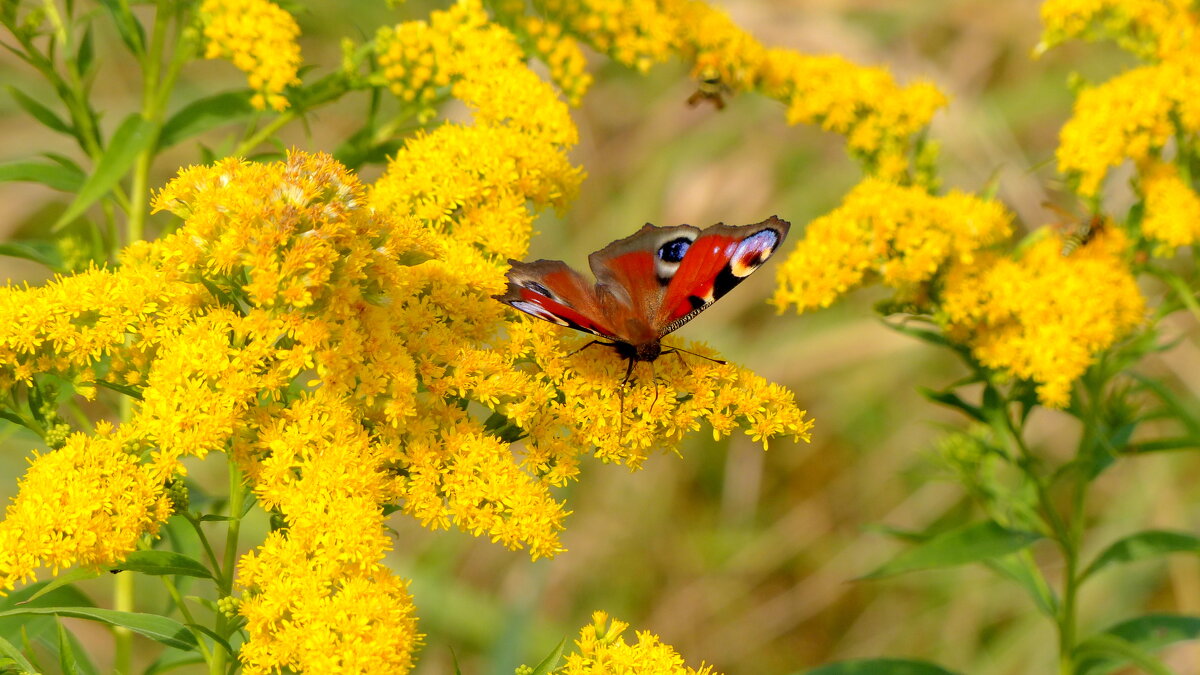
[113,567,134,674]
[210,458,246,675]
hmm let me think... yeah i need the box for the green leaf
[1082,530,1200,580]
[528,637,567,675]
[0,608,198,651]
[1128,436,1200,453]
[801,658,962,675]
[0,241,65,271]
[57,620,77,675]
[184,623,233,656]
[92,379,144,400]
[918,387,985,423]
[862,521,1042,579]
[1075,614,1200,675]
[1075,632,1174,675]
[96,0,145,55]
[54,113,155,231]
[884,320,953,349]
[5,86,73,135]
[110,551,213,579]
[0,160,85,192]
[985,553,1058,617]
[143,650,206,675]
[159,91,256,149]
[76,24,96,76]
[0,635,38,675]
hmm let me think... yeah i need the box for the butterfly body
[494,216,791,364]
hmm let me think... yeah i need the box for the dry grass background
[1,1,1199,674]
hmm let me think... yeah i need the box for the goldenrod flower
[1139,160,1200,251]
[772,178,1013,314]
[554,611,721,675]
[1040,0,1197,60]
[520,16,593,106]
[940,228,1145,408]
[201,0,302,111]
[0,433,172,590]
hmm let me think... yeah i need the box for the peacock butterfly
[494,216,791,378]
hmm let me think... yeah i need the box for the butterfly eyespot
[657,237,692,263]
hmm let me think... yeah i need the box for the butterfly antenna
[665,345,728,366]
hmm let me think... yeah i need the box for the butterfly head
[611,339,662,363]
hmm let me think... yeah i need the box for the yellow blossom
[940,228,1146,408]
[551,611,721,675]
[773,178,1014,313]
[1039,0,1198,60]
[0,432,172,590]
[1139,160,1200,251]
[200,0,302,111]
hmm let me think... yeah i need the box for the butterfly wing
[586,223,702,343]
[654,215,790,336]
[493,259,621,340]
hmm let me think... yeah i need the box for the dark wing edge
[656,215,791,337]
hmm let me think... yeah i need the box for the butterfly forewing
[655,216,790,336]
[494,258,620,340]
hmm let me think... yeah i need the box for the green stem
[232,111,297,156]
[159,576,214,662]
[210,458,246,675]
[113,567,134,674]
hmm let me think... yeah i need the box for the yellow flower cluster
[772,178,1014,313]
[940,228,1145,408]
[552,611,721,675]
[236,391,421,674]
[200,0,302,111]
[1042,0,1200,197]
[526,0,945,169]
[0,429,171,590]
[519,16,593,106]
[1040,0,1196,59]
[1139,160,1200,250]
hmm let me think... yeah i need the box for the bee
[1043,201,1105,256]
[686,67,731,110]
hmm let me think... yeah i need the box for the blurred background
[2,1,1198,673]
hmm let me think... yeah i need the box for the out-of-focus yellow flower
[1055,61,1197,196]
[520,16,593,106]
[552,611,721,675]
[772,178,1013,314]
[200,0,302,111]
[1040,0,1197,60]
[1139,160,1200,251]
[940,228,1145,408]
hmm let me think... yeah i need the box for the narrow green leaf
[95,0,145,55]
[159,91,256,149]
[184,623,233,656]
[144,651,205,675]
[0,160,85,192]
[76,24,95,75]
[528,637,567,675]
[985,553,1058,617]
[6,86,73,135]
[0,241,65,271]
[1082,530,1200,580]
[1128,436,1200,453]
[0,607,198,651]
[57,619,78,675]
[110,551,213,579]
[0,634,38,675]
[1075,633,1173,675]
[54,114,155,231]
[884,320,953,348]
[918,387,985,423]
[92,380,144,400]
[801,658,962,675]
[862,521,1042,579]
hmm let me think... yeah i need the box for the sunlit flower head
[940,227,1146,408]
[773,178,1013,314]
[548,611,721,675]
[200,0,302,111]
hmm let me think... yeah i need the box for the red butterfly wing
[655,215,790,336]
[493,259,620,340]
[587,223,701,345]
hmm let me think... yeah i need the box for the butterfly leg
[568,340,609,358]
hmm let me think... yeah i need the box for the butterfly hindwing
[655,215,790,336]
